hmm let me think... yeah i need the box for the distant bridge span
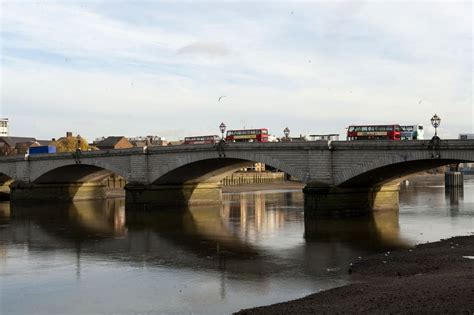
[0,140,472,215]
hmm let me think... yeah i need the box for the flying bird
[218,96,226,102]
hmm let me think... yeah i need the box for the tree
[52,135,90,152]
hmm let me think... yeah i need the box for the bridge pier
[125,182,222,207]
[445,171,464,188]
[10,181,107,201]
[303,184,400,217]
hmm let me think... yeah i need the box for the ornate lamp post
[76,135,82,151]
[219,122,226,141]
[430,114,441,139]
[283,127,290,140]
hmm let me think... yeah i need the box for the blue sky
[1,1,472,141]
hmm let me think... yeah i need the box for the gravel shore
[232,174,474,314]
[236,234,474,314]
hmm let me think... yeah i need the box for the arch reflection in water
[221,191,304,246]
[9,199,127,241]
[305,211,404,250]
[0,201,10,223]
[0,189,421,315]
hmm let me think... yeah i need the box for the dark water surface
[1,180,473,314]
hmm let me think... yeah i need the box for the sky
[1,0,472,141]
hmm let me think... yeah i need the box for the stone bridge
[0,140,472,215]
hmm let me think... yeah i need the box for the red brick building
[95,136,133,150]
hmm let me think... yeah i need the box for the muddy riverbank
[236,234,474,314]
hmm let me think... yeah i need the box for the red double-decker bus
[225,129,269,142]
[347,124,402,140]
[184,135,220,145]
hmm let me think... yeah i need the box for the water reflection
[305,211,403,250]
[9,199,127,241]
[445,187,464,207]
[1,183,473,314]
[1,192,410,274]
[221,191,304,245]
[0,201,10,224]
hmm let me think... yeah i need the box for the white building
[459,133,474,140]
[400,124,424,140]
[0,118,8,136]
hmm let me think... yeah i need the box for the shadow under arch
[127,157,301,207]
[152,158,254,185]
[338,158,469,188]
[11,164,125,202]
[34,164,115,183]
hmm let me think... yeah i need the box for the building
[166,140,184,146]
[0,136,49,156]
[459,133,474,140]
[308,134,340,141]
[401,125,424,140]
[95,136,133,150]
[0,118,9,136]
[129,135,167,147]
[239,162,266,172]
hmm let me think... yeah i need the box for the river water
[0,178,473,314]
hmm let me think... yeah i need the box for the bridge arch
[336,152,474,187]
[29,160,129,183]
[33,164,117,184]
[149,151,305,185]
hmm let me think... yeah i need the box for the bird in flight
[218,96,226,102]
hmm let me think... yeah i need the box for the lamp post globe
[219,122,226,141]
[284,127,290,139]
[430,114,441,138]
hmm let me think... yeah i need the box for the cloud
[1,1,471,140]
[177,42,229,57]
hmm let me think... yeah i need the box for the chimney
[66,131,72,137]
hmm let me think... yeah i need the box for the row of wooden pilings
[221,172,286,186]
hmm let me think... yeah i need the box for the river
[0,177,473,314]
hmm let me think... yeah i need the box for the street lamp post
[283,127,290,140]
[219,122,226,141]
[430,114,441,139]
[76,135,82,151]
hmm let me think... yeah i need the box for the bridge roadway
[0,139,472,216]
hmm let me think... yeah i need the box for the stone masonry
[0,140,472,215]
